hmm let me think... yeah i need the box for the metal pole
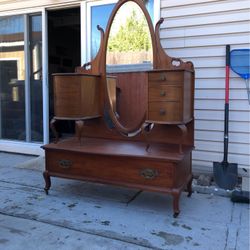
[42,9,49,144]
[24,14,31,142]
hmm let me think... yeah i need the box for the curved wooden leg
[172,190,181,218]
[50,118,59,143]
[43,171,51,195]
[187,175,193,197]
[75,120,84,145]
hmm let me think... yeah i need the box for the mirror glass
[106,1,153,70]
[105,1,153,133]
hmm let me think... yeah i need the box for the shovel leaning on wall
[213,45,238,190]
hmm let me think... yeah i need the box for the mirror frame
[102,0,157,135]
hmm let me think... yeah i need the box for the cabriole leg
[75,120,84,145]
[172,190,181,218]
[50,118,59,143]
[187,175,193,197]
[43,171,51,195]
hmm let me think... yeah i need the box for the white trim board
[0,140,44,156]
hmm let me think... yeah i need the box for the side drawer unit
[147,70,193,124]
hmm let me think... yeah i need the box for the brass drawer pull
[159,109,166,116]
[59,159,72,169]
[160,90,166,97]
[159,74,166,81]
[140,168,158,179]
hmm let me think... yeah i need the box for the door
[47,7,81,139]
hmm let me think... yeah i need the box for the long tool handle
[223,45,230,163]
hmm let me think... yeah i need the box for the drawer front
[148,102,182,122]
[53,75,100,118]
[45,150,174,188]
[149,85,182,102]
[148,71,184,85]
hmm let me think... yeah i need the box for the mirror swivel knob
[160,90,166,96]
[159,109,166,116]
[159,74,166,81]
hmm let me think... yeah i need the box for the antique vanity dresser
[42,0,195,217]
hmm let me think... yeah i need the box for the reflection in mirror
[107,1,153,71]
[90,0,154,60]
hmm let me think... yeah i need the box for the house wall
[160,0,250,176]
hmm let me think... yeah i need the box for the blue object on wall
[230,49,250,104]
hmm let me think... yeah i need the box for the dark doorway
[48,7,80,139]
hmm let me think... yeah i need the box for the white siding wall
[161,0,250,176]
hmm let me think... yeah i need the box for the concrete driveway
[0,152,249,250]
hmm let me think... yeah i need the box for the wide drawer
[149,85,182,102]
[45,150,174,188]
[148,102,182,122]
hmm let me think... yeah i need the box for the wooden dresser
[42,0,195,217]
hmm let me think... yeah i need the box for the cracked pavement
[0,152,249,250]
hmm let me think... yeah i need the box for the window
[29,15,43,142]
[0,14,43,142]
[0,15,25,140]
[86,0,158,61]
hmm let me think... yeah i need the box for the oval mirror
[104,0,155,135]
[106,1,153,68]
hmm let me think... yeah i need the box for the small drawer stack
[147,70,193,124]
